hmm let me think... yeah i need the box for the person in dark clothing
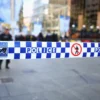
[19,34,25,41]
[45,30,52,41]
[25,33,32,41]
[88,26,94,38]
[37,32,44,41]
[0,27,12,69]
[15,35,20,41]
[70,24,77,35]
[52,31,58,42]
[95,26,100,38]
[80,25,87,38]
[95,26,100,33]
[32,35,37,41]
[15,34,24,41]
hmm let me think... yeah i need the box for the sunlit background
[0,0,100,41]
[23,0,34,17]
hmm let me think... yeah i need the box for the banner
[60,15,70,33]
[0,41,99,59]
[64,16,70,32]
[32,22,42,36]
[60,16,64,33]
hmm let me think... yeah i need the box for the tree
[18,3,23,32]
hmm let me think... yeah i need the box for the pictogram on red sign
[71,43,82,56]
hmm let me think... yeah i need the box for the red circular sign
[71,43,82,56]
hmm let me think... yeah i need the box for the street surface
[0,58,100,100]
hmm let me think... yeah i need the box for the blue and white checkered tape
[0,41,100,59]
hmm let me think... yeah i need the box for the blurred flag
[0,0,23,24]
[0,0,10,23]
[32,22,42,37]
[0,18,4,23]
[60,15,70,33]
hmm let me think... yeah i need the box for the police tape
[0,41,100,59]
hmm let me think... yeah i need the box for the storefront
[70,0,100,29]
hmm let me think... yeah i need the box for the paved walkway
[0,58,100,100]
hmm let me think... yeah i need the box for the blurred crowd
[70,25,100,39]
[15,25,100,42]
[63,25,100,42]
[15,30,59,42]
[0,24,99,70]
[1,24,100,42]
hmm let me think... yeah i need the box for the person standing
[71,24,77,35]
[88,26,94,38]
[25,32,32,41]
[0,27,12,69]
[18,32,25,41]
[37,32,44,41]
[52,31,58,42]
[45,30,52,41]
[80,25,87,38]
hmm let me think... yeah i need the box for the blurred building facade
[23,17,32,31]
[33,0,68,35]
[33,0,100,32]
[70,0,100,28]
[85,0,100,26]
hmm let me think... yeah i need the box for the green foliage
[18,4,23,32]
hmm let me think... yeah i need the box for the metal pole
[64,0,66,37]
[11,0,15,40]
